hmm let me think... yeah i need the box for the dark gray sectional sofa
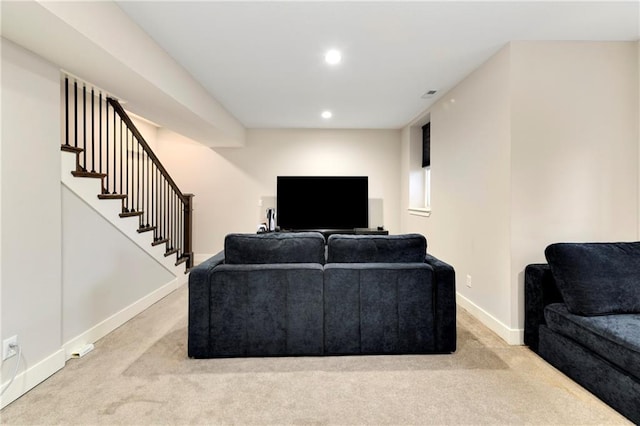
[525,242,640,424]
[189,232,456,358]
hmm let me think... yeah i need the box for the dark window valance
[422,122,430,168]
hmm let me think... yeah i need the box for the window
[408,120,431,216]
[422,122,431,207]
[422,122,430,168]
[424,167,431,208]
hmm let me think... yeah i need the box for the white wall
[0,35,3,395]
[1,38,187,408]
[155,129,402,259]
[61,185,175,351]
[510,41,639,329]
[1,38,64,404]
[400,41,639,344]
[401,45,514,338]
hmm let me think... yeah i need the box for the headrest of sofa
[224,232,326,264]
[327,234,426,263]
[545,242,640,315]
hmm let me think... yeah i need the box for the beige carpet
[0,284,630,425]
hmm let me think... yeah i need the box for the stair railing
[62,75,193,270]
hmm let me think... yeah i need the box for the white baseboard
[0,349,65,409]
[0,276,188,409]
[0,275,187,408]
[456,292,524,345]
[62,276,184,360]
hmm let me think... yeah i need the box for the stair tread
[119,211,143,218]
[98,194,127,200]
[61,145,83,154]
[152,238,169,247]
[175,256,189,266]
[137,226,156,233]
[72,170,107,179]
[164,248,178,257]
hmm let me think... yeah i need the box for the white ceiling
[116,1,639,130]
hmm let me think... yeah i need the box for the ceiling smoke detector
[421,89,438,99]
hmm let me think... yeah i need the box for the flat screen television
[277,176,368,230]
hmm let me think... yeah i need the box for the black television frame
[276,176,368,231]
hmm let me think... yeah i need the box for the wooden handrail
[107,98,187,204]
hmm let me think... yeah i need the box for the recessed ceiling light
[325,49,341,65]
[321,110,332,119]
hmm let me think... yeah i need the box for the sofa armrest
[188,251,225,357]
[424,254,456,353]
[524,264,563,353]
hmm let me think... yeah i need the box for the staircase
[61,76,193,273]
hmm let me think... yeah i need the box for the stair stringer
[61,150,185,276]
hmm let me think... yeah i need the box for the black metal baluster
[91,88,95,173]
[120,118,124,198]
[152,164,157,239]
[177,196,182,257]
[176,193,179,253]
[176,194,180,256]
[157,172,162,240]
[159,168,163,241]
[162,176,166,241]
[164,180,173,248]
[74,81,78,149]
[124,131,129,212]
[171,190,175,252]
[138,138,142,220]
[170,191,174,252]
[65,77,69,147]
[170,191,174,253]
[146,154,150,228]
[129,137,134,211]
[132,135,135,211]
[112,106,117,194]
[105,102,109,193]
[82,85,87,170]
[175,193,179,254]
[140,149,145,229]
[156,172,160,239]
[99,93,102,175]
[130,137,134,211]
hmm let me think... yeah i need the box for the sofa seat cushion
[324,263,435,354]
[225,232,326,264]
[327,234,426,263]
[544,303,640,381]
[544,242,640,315]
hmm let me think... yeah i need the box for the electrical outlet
[466,274,472,288]
[3,335,18,360]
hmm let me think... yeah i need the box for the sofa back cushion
[327,234,426,263]
[545,242,640,315]
[225,232,326,265]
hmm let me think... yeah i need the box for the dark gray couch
[189,232,456,358]
[525,242,640,424]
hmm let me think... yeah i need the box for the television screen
[277,176,368,230]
